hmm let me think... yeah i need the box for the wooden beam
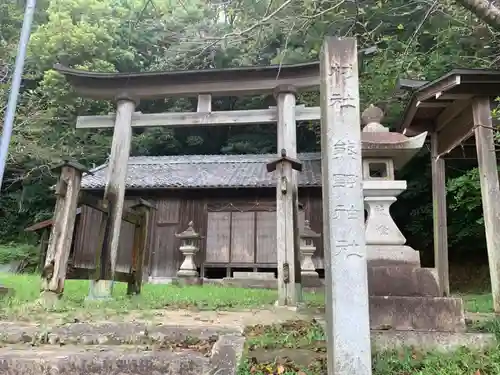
[93,98,136,296]
[436,105,474,156]
[75,107,321,129]
[431,133,450,296]
[40,163,86,306]
[417,102,451,108]
[274,85,302,306]
[79,193,140,225]
[472,97,500,313]
[320,37,371,375]
[417,75,461,102]
[197,94,212,113]
[127,205,151,295]
[436,99,470,132]
[54,62,320,99]
[435,93,472,100]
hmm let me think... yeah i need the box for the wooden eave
[25,207,82,232]
[398,69,500,156]
[53,62,320,100]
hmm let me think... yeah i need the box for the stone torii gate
[54,37,372,374]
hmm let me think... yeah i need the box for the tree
[454,0,500,30]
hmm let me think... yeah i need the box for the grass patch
[238,319,500,375]
[461,293,494,313]
[0,243,39,272]
[0,273,281,321]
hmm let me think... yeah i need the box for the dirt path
[16,306,318,329]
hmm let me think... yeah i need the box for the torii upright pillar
[90,95,137,299]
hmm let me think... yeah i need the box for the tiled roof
[81,153,322,190]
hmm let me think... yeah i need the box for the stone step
[370,296,466,332]
[0,322,242,346]
[218,266,441,297]
[0,345,207,375]
[316,319,495,352]
[0,333,245,375]
[368,266,440,297]
[371,330,496,352]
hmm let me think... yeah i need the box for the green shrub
[0,243,39,272]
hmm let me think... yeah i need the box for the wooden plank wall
[71,188,324,279]
[72,200,137,273]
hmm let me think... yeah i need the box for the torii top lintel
[53,62,320,100]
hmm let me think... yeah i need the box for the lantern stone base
[367,245,421,267]
[176,269,199,278]
[173,276,202,286]
[86,280,113,301]
[301,273,322,287]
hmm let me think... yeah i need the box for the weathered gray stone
[232,272,275,280]
[222,278,276,289]
[367,245,421,267]
[206,334,246,375]
[371,330,497,352]
[317,319,496,352]
[368,266,440,297]
[0,326,245,375]
[0,322,240,346]
[369,296,466,332]
[0,346,208,375]
[0,285,13,297]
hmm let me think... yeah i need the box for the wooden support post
[92,96,136,298]
[320,37,372,374]
[274,84,302,306]
[431,132,450,296]
[127,199,154,295]
[472,97,500,313]
[40,160,89,306]
[38,229,50,272]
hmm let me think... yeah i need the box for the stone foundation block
[371,330,496,352]
[0,346,207,375]
[367,245,421,267]
[369,296,466,332]
[368,266,440,297]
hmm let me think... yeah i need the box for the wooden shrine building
[397,68,500,311]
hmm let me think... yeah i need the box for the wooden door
[205,212,231,263]
[230,212,255,263]
[151,198,181,278]
[256,211,277,264]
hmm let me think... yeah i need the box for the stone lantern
[300,220,321,284]
[175,221,201,278]
[361,105,411,246]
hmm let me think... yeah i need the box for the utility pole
[0,0,37,190]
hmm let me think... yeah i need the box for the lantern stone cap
[361,104,388,133]
[300,220,320,238]
[175,221,200,239]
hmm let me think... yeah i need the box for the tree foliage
[0,0,497,262]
